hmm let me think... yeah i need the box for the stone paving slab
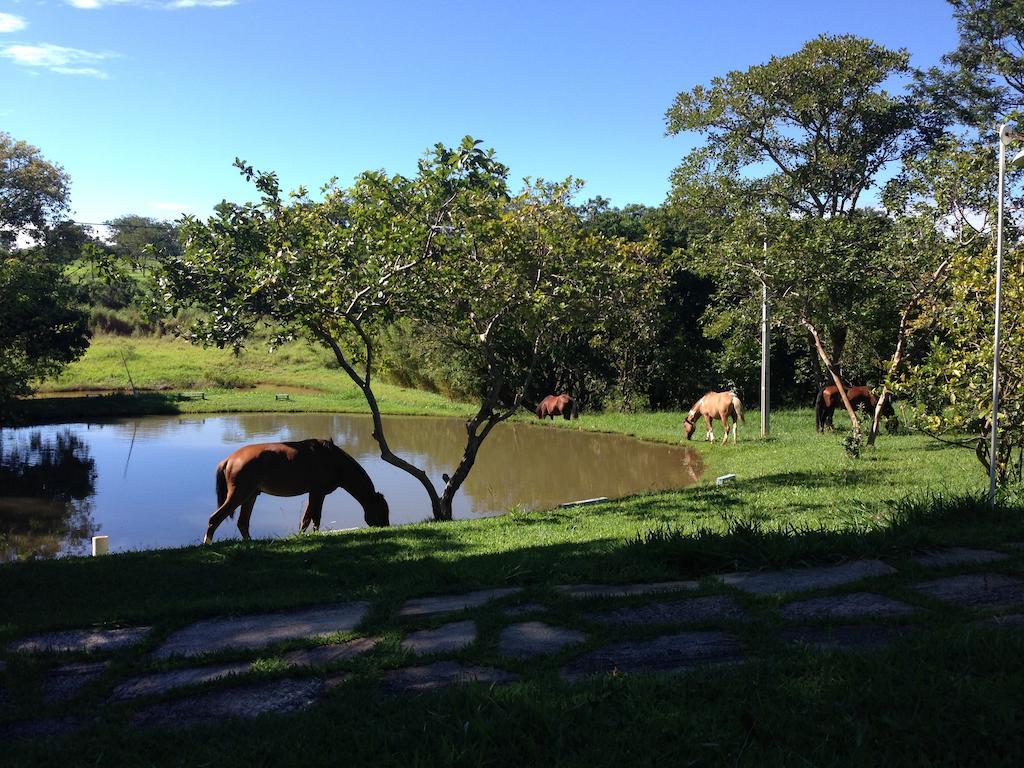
[779,592,916,622]
[397,588,521,617]
[42,661,110,703]
[7,626,152,655]
[0,716,90,741]
[130,677,326,730]
[401,621,476,655]
[498,622,587,658]
[911,573,1024,610]
[282,636,380,667]
[111,661,252,701]
[779,624,916,651]
[560,631,744,680]
[912,547,1010,567]
[978,613,1024,628]
[555,581,698,599]
[717,560,896,595]
[152,602,369,659]
[382,661,519,693]
[503,602,546,617]
[585,595,751,627]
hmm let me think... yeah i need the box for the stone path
[498,622,586,658]
[5,546,1024,739]
[7,627,151,655]
[912,573,1024,610]
[382,661,519,693]
[561,631,744,680]
[586,595,750,627]
[153,602,369,659]
[397,588,520,617]
[779,592,915,621]
[401,621,476,655]
[717,560,896,595]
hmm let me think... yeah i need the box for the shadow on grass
[2,490,1022,636]
[629,491,1024,575]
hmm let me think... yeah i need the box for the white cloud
[0,43,119,78]
[66,0,237,8]
[0,12,27,32]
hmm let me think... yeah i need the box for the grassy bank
[3,334,1020,766]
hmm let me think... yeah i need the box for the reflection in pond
[0,429,98,560]
[0,414,701,560]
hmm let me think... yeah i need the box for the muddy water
[0,413,701,560]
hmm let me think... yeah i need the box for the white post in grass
[760,238,770,438]
[990,123,1024,506]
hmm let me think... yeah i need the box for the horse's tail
[814,387,825,433]
[570,397,579,420]
[732,394,744,424]
[215,461,233,519]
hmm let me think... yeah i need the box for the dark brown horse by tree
[204,438,389,543]
[683,391,744,444]
[536,394,578,420]
[815,385,896,433]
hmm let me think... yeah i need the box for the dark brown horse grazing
[684,391,744,444]
[204,438,389,543]
[815,385,896,432]
[536,394,578,420]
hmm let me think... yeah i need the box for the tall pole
[990,124,1010,505]
[761,238,770,438]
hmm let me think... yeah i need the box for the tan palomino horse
[683,391,745,445]
[204,438,389,543]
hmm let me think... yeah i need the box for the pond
[0,413,701,561]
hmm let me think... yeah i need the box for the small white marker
[559,497,609,508]
[715,474,736,486]
[92,535,109,556]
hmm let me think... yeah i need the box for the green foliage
[0,255,90,405]
[921,0,1024,127]
[667,35,927,407]
[0,132,70,251]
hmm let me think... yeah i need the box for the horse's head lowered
[364,491,390,527]
[322,439,389,527]
[683,412,698,441]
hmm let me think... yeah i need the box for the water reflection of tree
[0,429,98,561]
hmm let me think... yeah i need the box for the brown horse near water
[204,438,389,543]
[814,385,896,432]
[536,394,578,420]
[683,391,745,444]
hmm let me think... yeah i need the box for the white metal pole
[990,125,1009,506]
[761,239,770,437]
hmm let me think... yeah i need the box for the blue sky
[1,0,960,224]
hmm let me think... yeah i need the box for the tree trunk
[868,312,910,446]
[803,319,861,439]
[314,326,445,520]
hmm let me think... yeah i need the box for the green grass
[3,334,1021,765]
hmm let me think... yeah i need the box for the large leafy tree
[0,134,89,408]
[921,0,1024,127]
[666,34,926,439]
[160,138,653,521]
[0,133,70,251]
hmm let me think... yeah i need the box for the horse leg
[236,492,258,541]
[205,488,246,544]
[704,414,714,442]
[299,493,326,533]
[310,493,325,532]
[720,413,729,445]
